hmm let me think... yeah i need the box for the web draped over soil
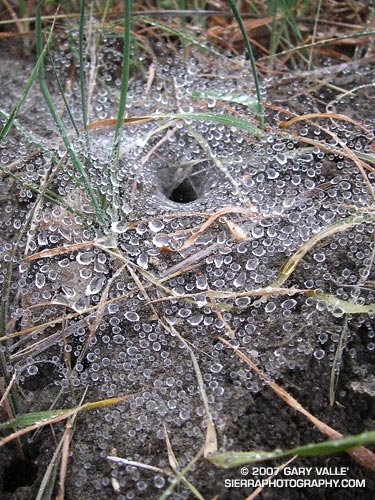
[0,39,375,500]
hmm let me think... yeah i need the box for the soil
[0,27,375,500]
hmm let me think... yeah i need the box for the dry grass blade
[279,112,371,134]
[56,416,73,500]
[218,337,375,472]
[245,455,298,500]
[35,388,88,500]
[272,213,370,287]
[21,237,109,262]
[163,422,179,471]
[178,206,256,252]
[167,324,217,458]
[0,372,17,406]
[86,115,153,131]
[280,119,375,197]
[78,263,127,363]
[158,242,220,279]
[106,456,165,474]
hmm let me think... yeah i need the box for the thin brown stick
[56,417,73,500]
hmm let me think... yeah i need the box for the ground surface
[0,21,375,500]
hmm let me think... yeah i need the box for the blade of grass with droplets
[0,19,54,141]
[111,0,131,220]
[35,1,107,230]
[86,113,265,138]
[79,0,88,139]
[0,395,130,437]
[47,51,80,137]
[113,0,131,139]
[306,292,375,315]
[272,213,373,287]
[158,447,205,500]
[168,324,217,458]
[228,0,264,129]
[170,112,265,138]
[209,431,375,468]
[190,90,260,112]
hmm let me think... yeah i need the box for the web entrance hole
[2,457,38,493]
[169,177,198,203]
[158,164,212,204]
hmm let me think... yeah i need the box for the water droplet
[125,311,139,322]
[111,221,128,233]
[86,276,105,295]
[35,272,45,289]
[210,363,223,373]
[149,220,164,233]
[187,314,203,326]
[27,365,38,375]
[265,302,276,313]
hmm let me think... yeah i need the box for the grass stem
[36,1,107,230]
[228,0,264,129]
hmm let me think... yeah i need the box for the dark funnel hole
[2,457,38,492]
[168,178,198,203]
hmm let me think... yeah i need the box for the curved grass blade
[0,18,54,142]
[272,213,373,287]
[86,113,265,138]
[209,430,375,468]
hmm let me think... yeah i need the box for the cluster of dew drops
[0,33,375,498]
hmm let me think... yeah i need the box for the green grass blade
[0,409,69,430]
[0,28,53,142]
[167,112,265,138]
[110,0,131,221]
[79,0,88,135]
[228,0,264,129]
[158,451,205,500]
[47,49,80,137]
[111,0,131,166]
[36,1,107,230]
[0,395,130,431]
[190,90,260,112]
[209,430,375,468]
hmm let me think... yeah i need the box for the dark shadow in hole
[169,178,198,203]
[2,458,38,493]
